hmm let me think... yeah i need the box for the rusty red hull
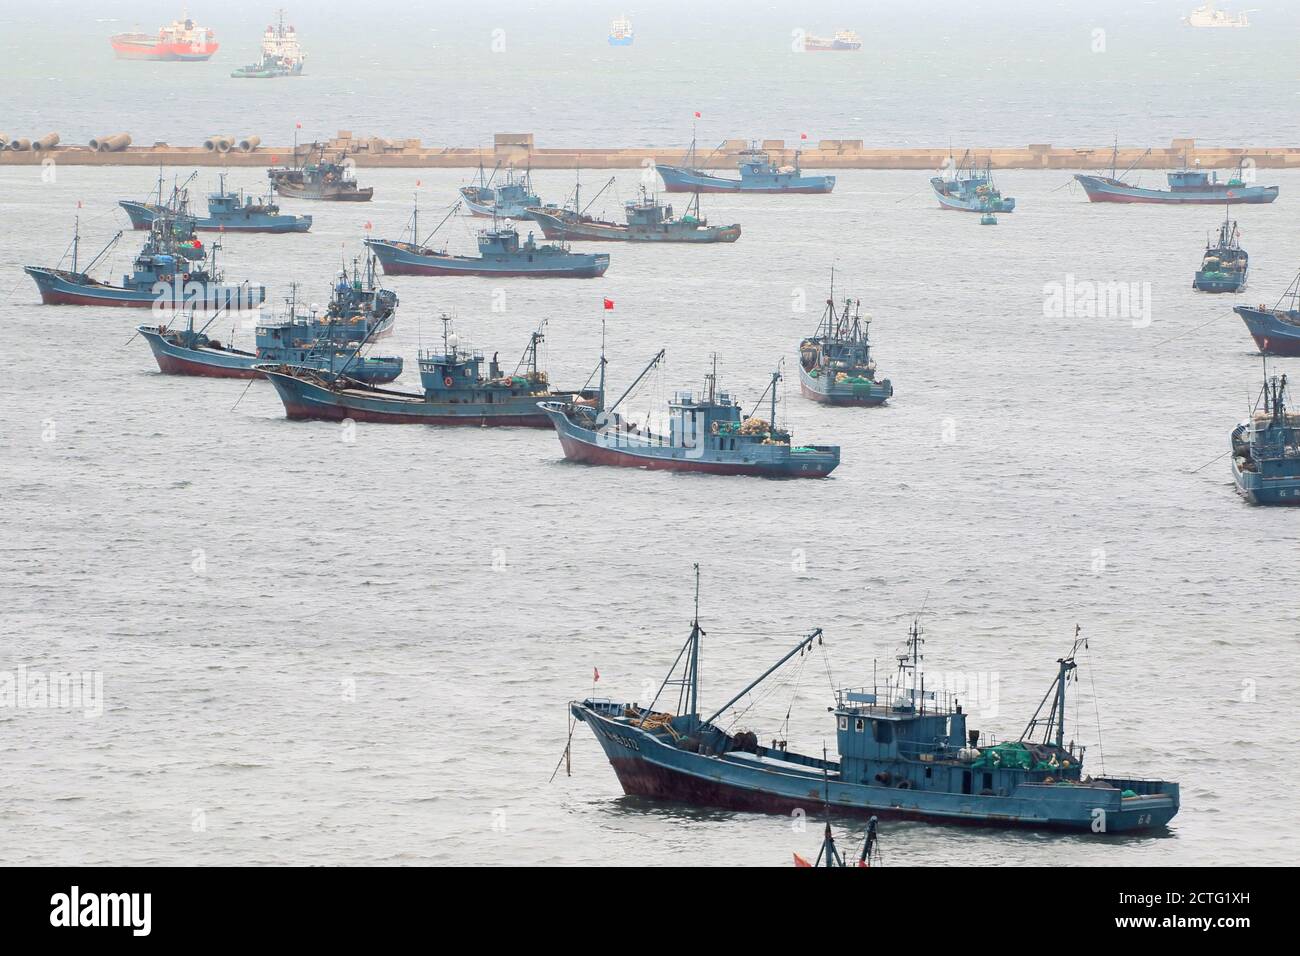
[150,350,259,379]
[279,398,551,427]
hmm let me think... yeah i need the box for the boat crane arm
[579,177,618,217]
[607,349,665,415]
[419,201,463,248]
[82,230,124,276]
[701,629,823,728]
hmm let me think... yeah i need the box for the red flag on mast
[593,667,600,682]
[603,298,614,310]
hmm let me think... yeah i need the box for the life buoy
[443,375,454,387]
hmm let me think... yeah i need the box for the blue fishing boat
[1235,267,1300,356]
[25,206,265,310]
[138,259,400,380]
[1193,209,1247,293]
[656,141,835,194]
[1231,371,1300,505]
[571,573,1180,833]
[1075,148,1277,204]
[931,151,1016,213]
[798,290,892,406]
[258,318,594,425]
[365,201,609,278]
[121,172,312,233]
[539,352,840,477]
[459,164,541,220]
[530,183,740,243]
[269,142,373,201]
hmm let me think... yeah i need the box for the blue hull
[138,326,402,383]
[655,164,835,194]
[798,365,892,406]
[120,200,312,233]
[1232,453,1300,505]
[1075,174,1278,204]
[572,701,1178,832]
[1234,306,1300,355]
[1193,272,1246,293]
[26,266,265,310]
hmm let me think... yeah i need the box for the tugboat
[539,352,840,477]
[268,143,373,202]
[111,16,218,60]
[231,11,305,78]
[529,185,741,243]
[25,207,264,310]
[931,151,1016,213]
[137,289,400,383]
[365,202,610,278]
[258,317,593,425]
[1193,209,1247,293]
[608,15,634,46]
[570,575,1180,832]
[121,172,312,233]
[656,139,835,194]
[798,292,892,406]
[459,164,541,220]
[1231,370,1300,505]
[1234,267,1300,356]
[1075,150,1276,204]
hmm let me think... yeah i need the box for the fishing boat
[25,206,264,310]
[530,183,741,243]
[803,30,863,51]
[539,352,840,477]
[269,143,373,201]
[1075,147,1276,204]
[111,17,218,60]
[365,201,610,278]
[798,293,892,406]
[121,172,312,233]
[258,317,593,425]
[1183,3,1249,28]
[459,165,541,220]
[137,254,398,379]
[656,140,835,194]
[1234,268,1300,356]
[1193,209,1247,293]
[231,11,305,78]
[571,573,1180,832]
[931,151,1016,213]
[1231,370,1300,504]
[608,16,634,46]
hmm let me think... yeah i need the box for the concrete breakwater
[4,131,1300,171]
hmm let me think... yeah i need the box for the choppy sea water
[1,159,1297,865]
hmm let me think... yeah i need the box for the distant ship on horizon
[1183,3,1250,28]
[803,29,862,52]
[111,16,218,61]
[231,10,305,78]
[609,15,633,46]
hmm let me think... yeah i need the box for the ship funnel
[31,132,61,152]
[237,135,261,152]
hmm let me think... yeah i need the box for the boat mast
[688,563,701,718]
[699,629,822,727]
[606,349,665,415]
[1020,625,1085,749]
[71,215,80,274]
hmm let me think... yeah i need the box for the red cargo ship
[111,18,219,61]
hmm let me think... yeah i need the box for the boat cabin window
[854,717,865,733]
[983,772,993,791]
[837,716,848,731]
[872,721,893,744]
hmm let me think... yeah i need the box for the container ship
[111,17,219,61]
